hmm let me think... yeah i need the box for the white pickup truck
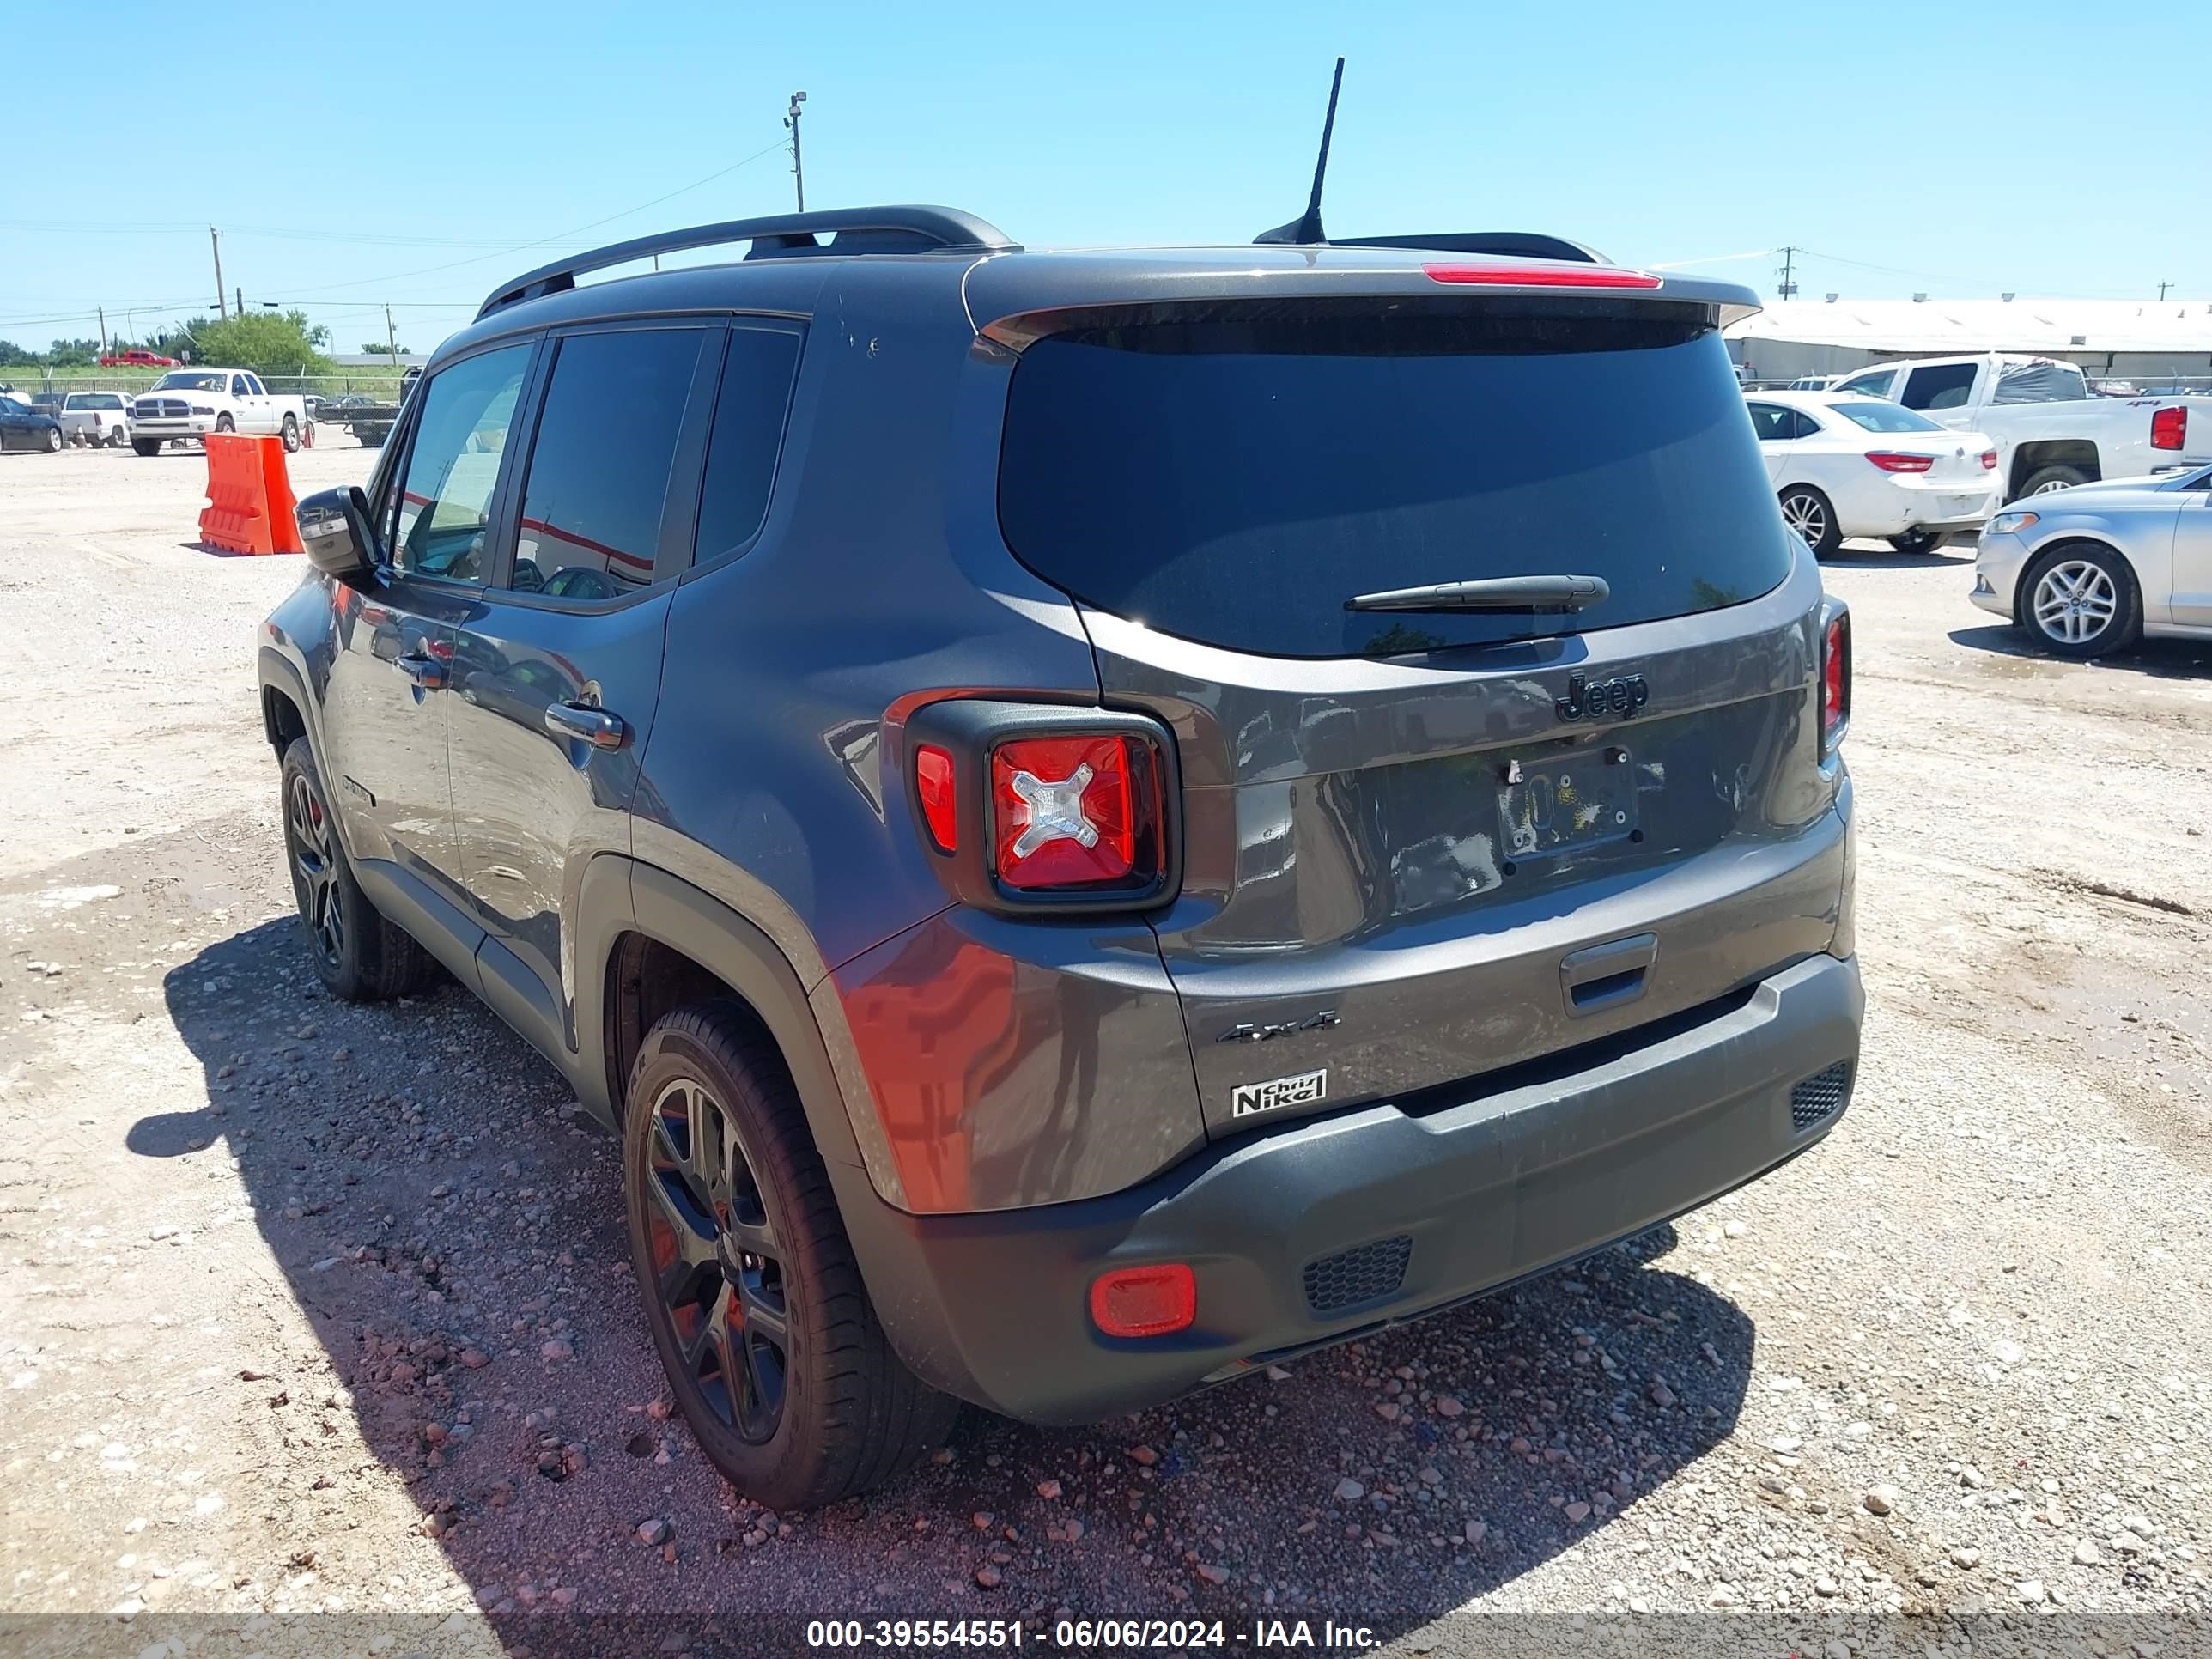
[1831,353,2212,501]
[130,368,307,456]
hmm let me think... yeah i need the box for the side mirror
[298,486,380,584]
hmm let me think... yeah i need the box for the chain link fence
[0,368,409,399]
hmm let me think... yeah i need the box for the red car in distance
[99,349,177,368]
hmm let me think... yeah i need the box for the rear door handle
[543,701,628,750]
[1559,933,1657,1017]
[396,652,447,690]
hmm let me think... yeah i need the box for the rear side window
[998,301,1794,658]
[1746,402,1794,441]
[692,325,803,564]
[1993,360,2088,404]
[508,328,708,598]
[1900,362,1978,410]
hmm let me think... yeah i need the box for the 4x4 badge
[1215,1010,1340,1044]
[1556,672,1650,722]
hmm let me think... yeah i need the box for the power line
[276,136,790,300]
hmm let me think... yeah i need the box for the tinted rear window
[997,301,1794,658]
[1833,400,1943,434]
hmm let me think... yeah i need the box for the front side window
[506,329,707,598]
[391,344,532,583]
[1835,369,1897,400]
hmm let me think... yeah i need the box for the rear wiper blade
[1344,574,1611,614]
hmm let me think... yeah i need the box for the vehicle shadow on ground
[1948,623,2212,679]
[143,913,1757,1646]
[1822,544,1966,570]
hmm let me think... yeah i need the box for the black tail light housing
[901,699,1180,914]
[1819,599,1851,760]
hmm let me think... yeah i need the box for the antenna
[1255,57,1345,246]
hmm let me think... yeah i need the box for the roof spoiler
[477,205,1018,319]
[1332,231,1611,264]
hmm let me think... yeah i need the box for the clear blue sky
[3,0,2203,356]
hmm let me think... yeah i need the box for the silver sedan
[1970,465,2212,658]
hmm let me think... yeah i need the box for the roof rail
[1331,232,1608,264]
[477,205,1018,319]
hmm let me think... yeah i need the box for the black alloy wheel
[283,766,345,971]
[641,1075,791,1444]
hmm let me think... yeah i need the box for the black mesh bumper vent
[1304,1235,1413,1315]
[1790,1062,1850,1132]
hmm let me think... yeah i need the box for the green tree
[0,339,38,367]
[43,337,102,366]
[360,341,411,355]
[172,311,334,377]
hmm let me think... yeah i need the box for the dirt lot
[1,441,2208,1658]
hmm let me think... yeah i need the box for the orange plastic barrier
[199,433,303,556]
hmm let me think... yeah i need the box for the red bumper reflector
[1422,261,1661,289]
[1089,1263,1196,1338]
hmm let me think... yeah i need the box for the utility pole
[97,307,106,355]
[385,303,398,362]
[785,91,808,211]
[211,227,227,319]
[2158,279,2173,301]
[1776,246,1798,301]
[235,285,244,319]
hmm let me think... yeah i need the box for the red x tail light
[901,702,1178,913]
[1820,605,1851,757]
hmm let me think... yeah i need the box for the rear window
[1832,400,1943,434]
[997,301,1793,658]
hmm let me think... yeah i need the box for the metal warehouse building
[1726,297,2212,386]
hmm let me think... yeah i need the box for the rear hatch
[993,281,1847,1136]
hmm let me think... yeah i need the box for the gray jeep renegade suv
[258,205,1860,1510]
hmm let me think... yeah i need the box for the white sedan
[1746,390,2002,557]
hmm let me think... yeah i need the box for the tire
[2015,464,2089,501]
[215,413,235,434]
[623,1003,957,1510]
[108,425,129,447]
[45,427,62,453]
[132,438,161,457]
[280,413,301,453]
[1778,484,1842,559]
[277,737,437,1001]
[1888,529,1940,556]
[2018,542,2142,660]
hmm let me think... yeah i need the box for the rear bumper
[847,951,1863,1425]
[1890,477,2001,534]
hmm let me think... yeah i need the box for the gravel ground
[1,444,2208,1658]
